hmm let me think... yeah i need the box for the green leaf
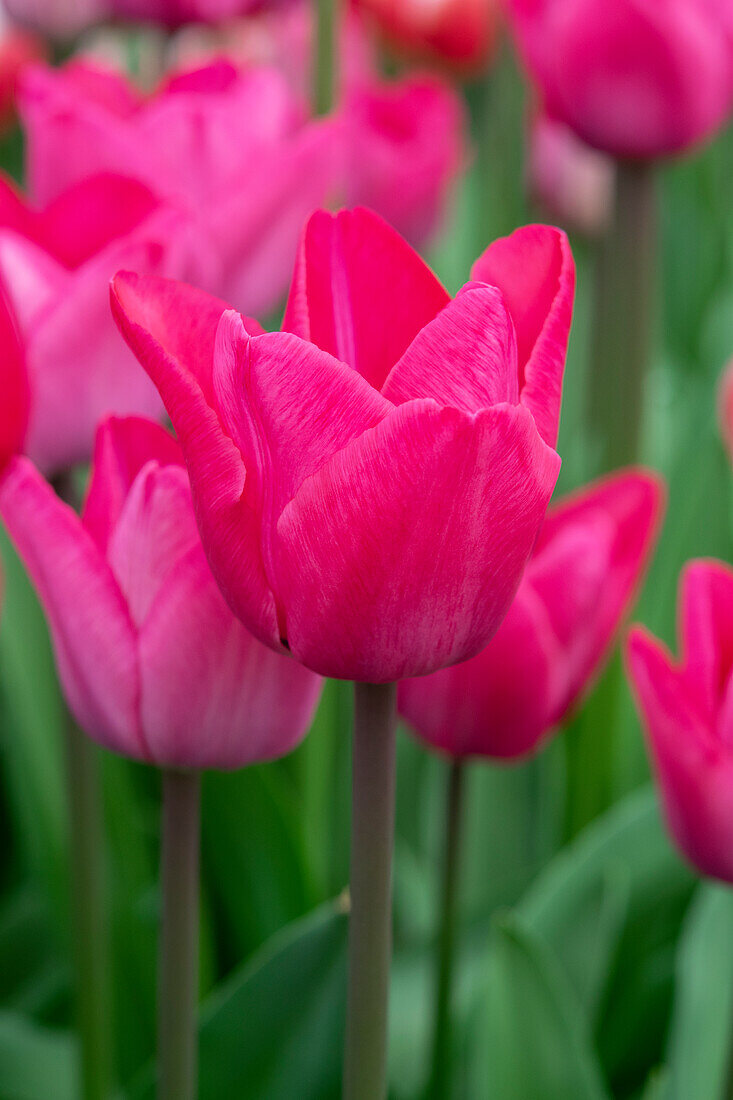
[0,1011,78,1100]
[665,883,733,1100]
[198,899,348,1100]
[473,914,610,1100]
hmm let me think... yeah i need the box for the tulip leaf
[664,883,733,1100]
[197,899,348,1100]
[472,914,610,1100]
[0,1012,78,1100]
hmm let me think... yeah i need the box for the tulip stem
[427,758,466,1099]
[65,717,113,1100]
[158,769,201,1100]
[343,682,397,1100]
[313,0,338,115]
[586,159,657,472]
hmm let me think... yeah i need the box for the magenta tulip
[0,416,322,768]
[343,75,466,246]
[400,469,664,760]
[0,171,198,473]
[505,0,733,159]
[111,207,572,682]
[628,561,733,884]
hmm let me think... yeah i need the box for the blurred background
[0,1,731,1097]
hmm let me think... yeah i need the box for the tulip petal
[381,284,519,410]
[627,625,733,882]
[0,278,28,470]
[283,206,450,390]
[275,399,560,681]
[0,457,143,759]
[399,587,558,760]
[471,224,574,448]
[680,559,733,726]
[83,416,182,554]
[110,271,281,648]
[138,545,322,769]
[213,314,392,591]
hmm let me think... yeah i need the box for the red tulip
[0,416,322,767]
[0,171,197,473]
[0,273,27,471]
[505,0,733,159]
[628,560,733,884]
[111,207,573,682]
[400,470,663,759]
[354,0,500,72]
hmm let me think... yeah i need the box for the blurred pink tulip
[2,0,105,36]
[505,0,733,159]
[400,470,663,759]
[0,416,322,767]
[0,274,27,471]
[111,207,573,682]
[628,560,733,884]
[528,111,614,237]
[19,54,467,306]
[718,358,733,462]
[0,171,197,473]
[109,0,279,24]
[0,20,45,132]
[343,75,466,246]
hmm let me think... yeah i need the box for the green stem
[586,159,657,472]
[343,683,397,1100]
[158,770,201,1100]
[427,759,466,1100]
[65,717,113,1100]
[312,0,338,116]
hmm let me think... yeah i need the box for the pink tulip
[343,75,466,246]
[505,0,733,159]
[109,0,275,23]
[111,207,572,682]
[0,274,27,471]
[528,111,614,237]
[400,470,663,759]
[0,415,322,768]
[0,19,45,133]
[18,57,343,316]
[2,0,106,36]
[627,560,733,884]
[0,170,197,473]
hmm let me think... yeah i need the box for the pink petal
[680,559,733,725]
[627,625,733,884]
[110,272,279,649]
[138,545,322,769]
[82,416,182,554]
[107,462,200,627]
[275,399,560,681]
[471,224,575,448]
[381,284,519,410]
[0,277,28,470]
[0,457,143,759]
[399,586,558,760]
[282,206,450,391]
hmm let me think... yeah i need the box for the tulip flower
[112,205,572,1097]
[0,170,199,473]
[627,561,733,885]
[400,469,664,760]
[0,274,27,471]
[0,17,45,133]
[0,415,322,768]
[112,206,571,684]
[19,56,467,306]
[505,0,733,161]
[343,75,466,246]
[0,414,321,1100]
[528,111,614,238]
[401,467,663,1096]
[2,0,105,37]
[354,0,499,72]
